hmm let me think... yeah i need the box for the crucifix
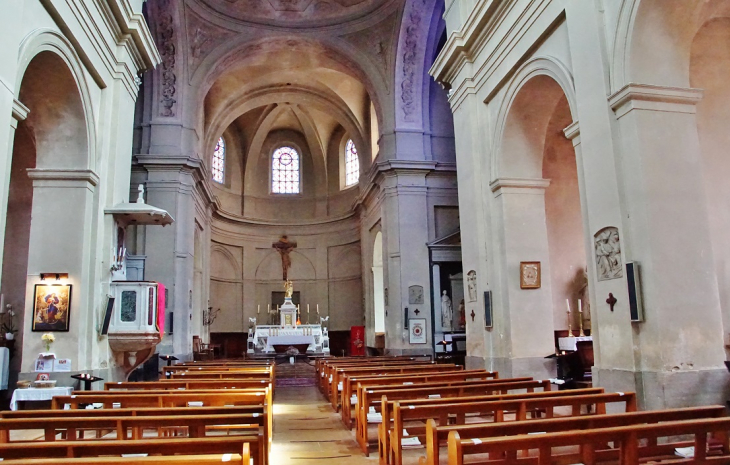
[272,235,297,281]
[606,293,617,312]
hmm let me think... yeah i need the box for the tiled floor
[270,385,380,464]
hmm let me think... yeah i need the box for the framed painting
[409,318,427,344]
[520,262,541,289]
[32,284,72,332]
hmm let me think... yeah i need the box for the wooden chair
[193,336,212,361]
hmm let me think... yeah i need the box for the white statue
[441,290,452,329]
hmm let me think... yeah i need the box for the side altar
[247,280,330,354]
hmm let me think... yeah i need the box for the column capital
[490,177,550,196]
[609,84,703,119]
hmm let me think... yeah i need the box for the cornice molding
[490,177,550,194]
[563,120,580,141]
[609,83,703,119]
[27,168,100,186]
[11,99,30,122]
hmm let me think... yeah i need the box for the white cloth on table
[0,348,9,390]
[557,336,592,351]
[10,386,73,410]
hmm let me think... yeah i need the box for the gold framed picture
[32,284,72,332]
[520,262,541,289]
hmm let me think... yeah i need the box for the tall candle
[0,294,5,315]
[267,304,270,312]
[257,304,260,314]
[316,304,319,315]
[307,304,310,314]
[566,299,570,314]
[578,299,583,313]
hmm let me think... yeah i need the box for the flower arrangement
[41,333,55,352]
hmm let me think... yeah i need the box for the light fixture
[39,273,69,281]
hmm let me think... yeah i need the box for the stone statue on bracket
[441,290,452,330]
[467,270,477,302]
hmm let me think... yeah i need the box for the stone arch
[204,85,368,175]
[613,0,730,92]
[372,232,385,334]
[15,29,96,172]
[210,245,241,281]
[491,56,577,181]
[255,250,316,281]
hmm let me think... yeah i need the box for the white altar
[249,324,329,354]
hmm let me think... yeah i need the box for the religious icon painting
[32,284,72,332]
[409,318,427,344]
[519,262,541,289]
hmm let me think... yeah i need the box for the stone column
[490,178,556,379]
[0,100,29,286]
[22,169,99,372]
[608,84,727,408]
[138,160,197,357]
[381,163,433,354]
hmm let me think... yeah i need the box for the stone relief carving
[185,7,239,78]
[594,227,623,281]
[400,0,426,121]
[408,285,424,304]
[157,0,177,117]
[340,10,398,92]
[466,270,477,302]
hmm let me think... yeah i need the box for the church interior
[0,0,728,463]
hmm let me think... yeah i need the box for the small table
[10,386,73,410]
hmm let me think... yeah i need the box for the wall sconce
[40,273,69,281]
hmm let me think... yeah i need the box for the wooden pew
[315,356,430,384]
[387,391,637,465]
[1,406,269,465]
[168,371,273,382]
[377,388,602,464]
[322,360,439,395]
[446,415,730,465]
[330,364,460,409]
[424,405,726,465]
[0,452,250,465]
[318,357,432,390]
[340,370,499,427]
[356,379,552,452]
[50,391,272,452]
[0,437,260,464]
[0,413,263,442]
[104,380,271,391]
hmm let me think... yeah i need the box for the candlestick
[578,310,585,337]
[566,306,573,338]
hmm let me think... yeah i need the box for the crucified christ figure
[272,235,297,281]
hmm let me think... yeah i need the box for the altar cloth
[10,386,73,410]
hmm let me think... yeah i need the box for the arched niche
[372,232,385,334]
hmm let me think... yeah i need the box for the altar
[249,324,328,354]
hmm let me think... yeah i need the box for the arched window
[212,137,225,184]
[272,146,300,194]
[345,139,359,187]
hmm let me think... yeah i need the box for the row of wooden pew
[0,358,275,464]
[315,355,730,465]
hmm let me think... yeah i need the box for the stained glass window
[272,146,300,194]
[212,137,225,183]
[345,139,359,187]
